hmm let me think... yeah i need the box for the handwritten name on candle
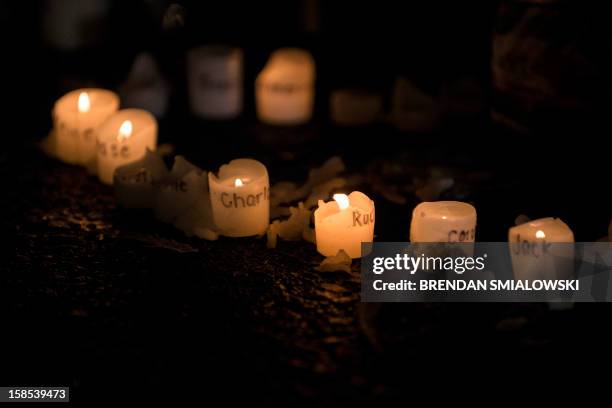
[208,159,270,237]
[96,109,158,185]
[352,208,374,227]
[448,228,476,242]
[97,140,131,158]
[410,201,477,243]
[259,82,310,94]
[508,217,575,282]
[511,233,552,257]
[314,192,375,259]
[117,167,149,184]
[220,186,269,209]
[52,88,119,166]
[154,179,188,193]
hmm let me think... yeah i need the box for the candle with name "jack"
[256,48,315,125]
[96,109,157,185]
[208,159,269,237]
[314,192,375,259]
[53,88,119,165]
[410,201,477,242]
[508,217,575,281]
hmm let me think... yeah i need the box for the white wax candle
[96,109,158,185]
[508,217,575,280]
[314,192,375,259]
[52,88,119,165]
[114,149,168,208]
[410,201,477,242]
[187,45,243,119]
[330,89,382,126]
[256,48,315,125]
[208,159,270,237]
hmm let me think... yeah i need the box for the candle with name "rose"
[187,45,243,119]
[53,88,119,165]
[410,201,477,242]
[508,217,575,281]
[208,159,269,237]
[96,109,158,185]
[256,48,315,125]
[314,192,375,259]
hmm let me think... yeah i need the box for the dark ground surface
[4,118,612,404]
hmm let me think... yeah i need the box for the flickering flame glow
[78,92,90,113]
[535,230,546,239]
[117,120,133,141]
[333,193,350,210]
[234,178,244,187]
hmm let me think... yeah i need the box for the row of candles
[59,46,431,134]
[48,85,577,270]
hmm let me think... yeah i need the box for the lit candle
[96,109,157,185]
[187,45,243,119]
[208,159,269,237]
[52,88,119,165]
[255,47,315,125]
[508,217,575,280]
[314,191,375,259]
[410,201,477,242]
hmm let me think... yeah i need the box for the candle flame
[117,120,133,141]
[333,193,350,210]
[78,92,90,113]
[535,230,546,239]
[234,178,244,187]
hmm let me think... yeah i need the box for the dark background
[2,0,612,404]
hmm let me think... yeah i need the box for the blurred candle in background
[330,89,383,126]
[314,192,375,258]
[256,48,315,125]
[53,88,119,166]
[508,217,575,281]
[42,0,109,51]
[410,201,477,242]
[119,53,170,119]
[187,45,243,119]
[96,109,158,185]
[208,159,270,237]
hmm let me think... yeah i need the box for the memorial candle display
[508,217,575,281]
[187,45,243,119]
[410,201,477,242]
[208,159,270,237]
[52,88,119,165]
[96,109,158,185]
[314,192,375,259]
[255,48,315,125]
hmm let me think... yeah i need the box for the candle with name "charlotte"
[53,88,119,165]
[208,159,269,237]
[314,192,375,259]
[410,201,477,242]
[96,109,158,185]
[508,217,575,281]
[256,48,315,125]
